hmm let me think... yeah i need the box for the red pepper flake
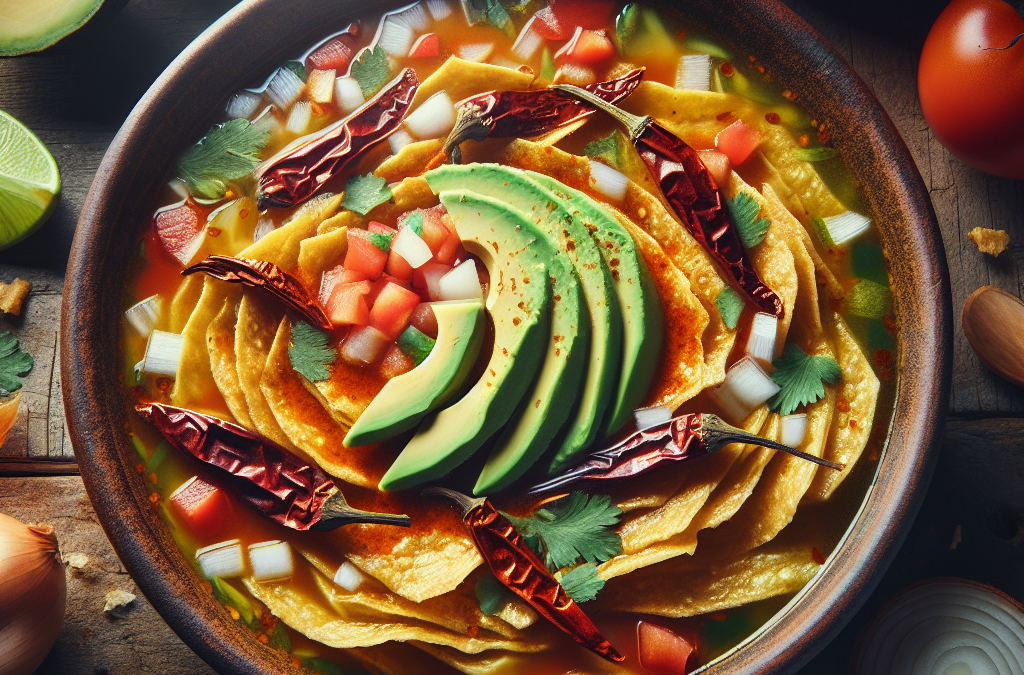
[837,398,851,413]
[798,134,811,147]
[136,463,145,474]
[748,55,756,62]
[818,125,831,144]
[883,314,900,334]
[874,349,894,369]
[710,611,729,622]
[782,89,798,101]
[257,632,268,643]
[513,317,521,326]
[811,547,826,565]
[765,112,781,125]
[202,581,213,593]
[467,625,480,638]
[719,63,736,78]
[148,493,160,505]
[849,419,858,429]
[756,65,765,73]
[149,472,158,485]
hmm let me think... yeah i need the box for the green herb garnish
[288,322,336,382]
[266,619,292,652]
[462,0,515,37]
[342,173,393,216]
[728,192,770,249]
[284,60,307,82]
[539,47,556,82]
[614,3,640,53]
[793,146,837,162]
[177,118,269,200]
[558,563,605,603]
[768,343,842,416]
[397,325,435,365]
[475,575,510,616]
[811,216,836,248]
[351,46,392,98]
[851,242,889,286]
[584,131,626,170]
[714,286,744,330]
[211,577,256,626]
[844,279,892,320]
[367,231,394,252]
[0,331,33,394]
[503,492,623,570]
[400,210,424,236]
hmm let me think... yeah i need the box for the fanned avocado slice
[344,300,485,447]
[378,191,552,492]
[425,164,594,494]
[528,172,665,460]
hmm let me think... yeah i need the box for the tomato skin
[918,0,1024,179]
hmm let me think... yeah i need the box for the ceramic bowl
[61,0,953,672]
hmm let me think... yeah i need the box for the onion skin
[0,513,67,675]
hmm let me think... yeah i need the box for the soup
[121,1,896,672]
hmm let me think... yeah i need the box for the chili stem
[553,84,651,140]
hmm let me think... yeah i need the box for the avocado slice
[378,191,552,491]
[343,299,485,447]
[528,172,666,461]
[425,164,594,494]
[1,0,106,56]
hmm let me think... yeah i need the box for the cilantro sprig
[351,46,392,98]
[558,563,605,604]
[0,332,33,394]
[728,192,770,249]
[177,118,269,200]
[503,492,623,570]
[584,131,627,170]
[342,173,393,216]
[715,286,744,330]
[288,322,336,382]
[768,343,842,416]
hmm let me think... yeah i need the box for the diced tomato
[531,7,569,39]
[380,344,415,380]
[369,282,421,339]
[344,230,389,280]
[305,37,354,72]
[420,210,451,255]
[637,622,698,675]
[715,119,763,166]
[548,0,617,33]
[154,202,202,266]
[326,280,372,326]
[409,303,439,339]
[697,149,732,187]
[337,268,369,284]
[169,476,229,541]
[409,33,440,59]
[435,230,462,265]
[556,28,615,66]
[413,262,452,301]
[367,274,411,306]
[386,249,415,281]
[368,221,397,235]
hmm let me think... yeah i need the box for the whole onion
[0,513,67,675]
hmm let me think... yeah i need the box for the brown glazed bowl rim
[61,0,952,673]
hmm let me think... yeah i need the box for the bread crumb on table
[0,278,30,315]
[968,227,1010,257]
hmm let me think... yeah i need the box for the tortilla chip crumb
[103,588,137,615]
[968,227,1010,256]
[0,278,30,315]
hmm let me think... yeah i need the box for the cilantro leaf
[768,343,842,416]
[475,575,510,616]
[558,563,605,604]
[288,322,336,382]
[728,192,770,249]
[462,0,515,38]
[367,231,394,252]
[615,3,640,53]
[584,131,626,170]
[351,46,392,98]
[714,286,744,330]
[400,210,424,236]
[0,332,33,394]
[503,492,623,570]
[177,118,269,200]
[342,173,393,216]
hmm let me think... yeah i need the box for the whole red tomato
[918,0,1024,179]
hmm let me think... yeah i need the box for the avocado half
[1,0,107,56]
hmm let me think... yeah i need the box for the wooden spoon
[962,285,1024,386]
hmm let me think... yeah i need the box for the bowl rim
[60,0,952,673]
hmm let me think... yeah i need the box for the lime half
[0,110,61,250]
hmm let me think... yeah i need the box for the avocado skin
[378,191,552,491]
[343,300,485,447]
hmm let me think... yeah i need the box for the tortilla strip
[376,138,445,183]
[412,57,534,108]
[414,638,624,675]
[317,209,362,236]
[205,294,251,427]
[756,123,847,224]
[297,226,348,285]
[805,313,879,502]
[168,273,204,333]
[620,82,757,151]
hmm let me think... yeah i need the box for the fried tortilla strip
[317,209,362,235]
[756,123,847,224]
[297,226,348,285]
[261,318,389,486]
[415,641,627,675]
[413,57,534,108]
[168,273,204,333]
[206,294,251,427]
[596,533,822,617]
[805,313,879,502]
[376,139,446,183]
[620,82,756,151]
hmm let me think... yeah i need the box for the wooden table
[1,0,1021,672]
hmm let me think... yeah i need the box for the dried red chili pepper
[257,68,419,209]
[136,402,411,531]
[554,84,784,318]
[424,487,623,663]
[443,68,645,163]
[529,413,843,494]
[183,255,332,331]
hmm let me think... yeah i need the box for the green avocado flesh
[0,0,105,56]
[377,191,552,492]
[344,300,484,448]
[425,164,594,495]
[527,172,665,462]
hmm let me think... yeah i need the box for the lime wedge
[0,110,61,249]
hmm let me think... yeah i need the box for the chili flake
[765,112,781,125]
[719,62,735,77]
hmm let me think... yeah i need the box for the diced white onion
[307,69,336,104]
[398,2,431,29]
[341,325,390,366]
[140,330,184,378]
[251,105,278,134]
[196,540,245,579]
[491,56,524,71]
[265,67,305,110]
[125,295,162,336]
[226,90,262,119]
[285,101,312,135]
[512,18,543,61]
[420,265,449,301]
[822,211,872,245]
[253,217,276,242]
[438,259,483,301]
[555,63,596,85]
[392,225,433,268]
[248,540,294,583]
[588,158,629,201]
[404,90,456,139]
[675,54,712,91]
[389,128,416,154]
[708,356,781,423]
[426,0,452,19]
[334,561,367,591]
[781,413,807,447]
[167,179,189,200]
[745,312,778,363]
[553,26,584,63]
[375,4,427,57]
[459,43,494,62]
[635,406,673,431]
[334,76,365,114]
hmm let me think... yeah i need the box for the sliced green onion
[458,42,494,62]
[426,0,453,20]
[781,413,807,447]
[588,158,628,201]
[675,54,712,91]
[265,66,304,110]
[844,279,892,320]
[196,540,245,579]
[285,101,312,135]
[211,577,255,624]
[124,295,162,336]
[248,540,294,583]
[226,90,261,120]
[819,211,872,246]
[333,561,367,591]
[634,406,672,431]
[708,356,781,423]
[745,312,778,363]
[139,330,184,378]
